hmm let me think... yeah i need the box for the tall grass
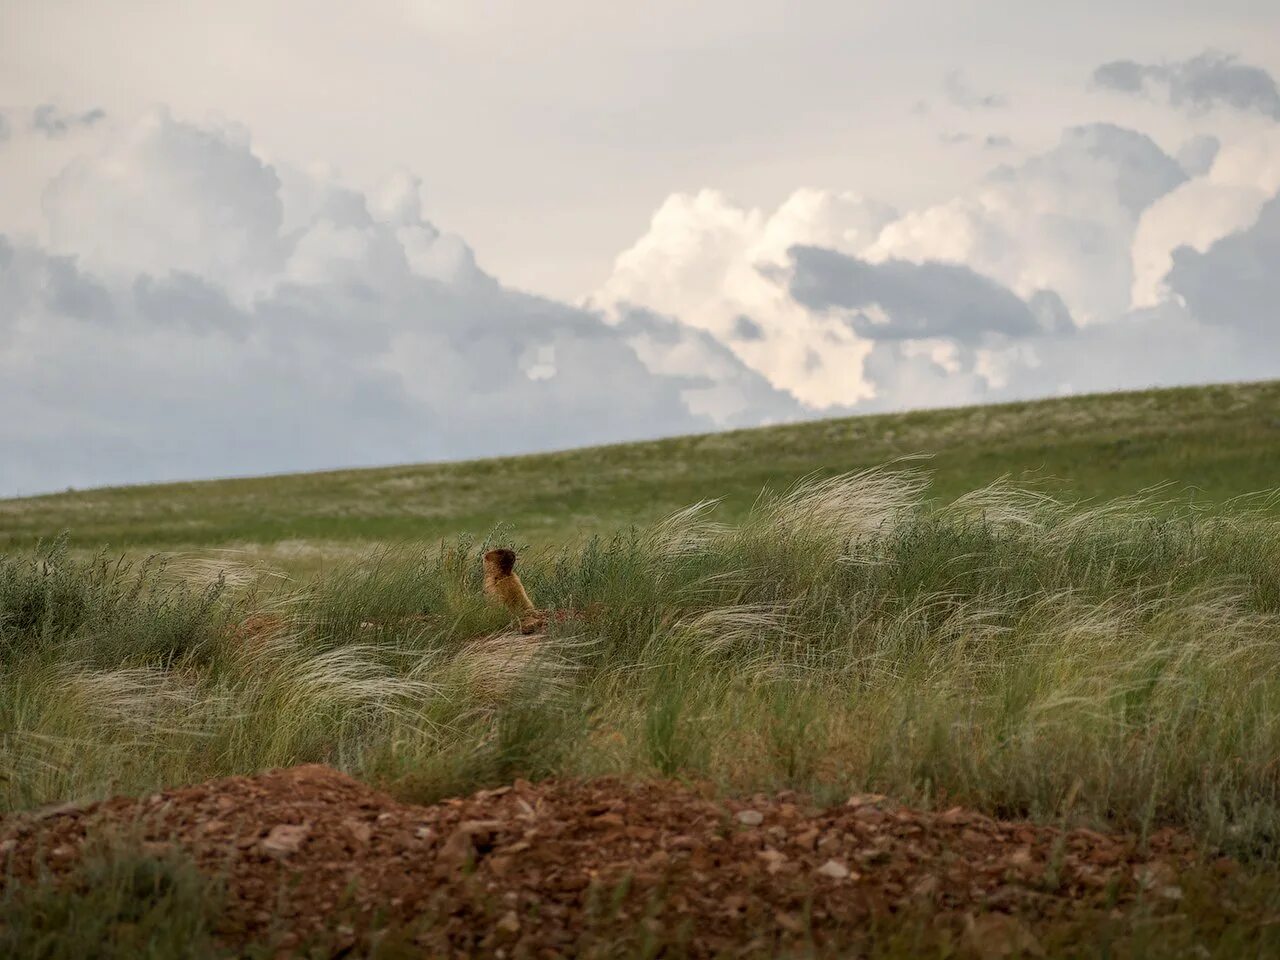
[3,470,1279,858]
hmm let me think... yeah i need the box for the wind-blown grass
[3,470,1279,862]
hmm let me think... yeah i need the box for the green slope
[3,379,1279,552]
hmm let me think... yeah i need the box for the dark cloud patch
[1093,60,1147,93]
[940,131,972,146]
[945,69,1008,109]
[731,314,764,341]
[992,123,1186,216]
[984,134,1013,149]
[32,104,107,137]
[1175,134,1220,177]
[133,272,249,338]
[42,255,114,322]
[612,307,805,428]
[0,113,10,143]
[0,241,742,493]
[1093,52,1280,121]
[1167,191,1280,341]
[787,245,1074,344]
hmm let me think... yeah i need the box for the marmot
[482,548,545,635]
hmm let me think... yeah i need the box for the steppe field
[4,380,1280,958]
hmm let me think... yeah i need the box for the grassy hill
[3,380,1280,560]
[5,379,1280,955]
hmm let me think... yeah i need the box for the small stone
[439,827,475,865]
[343,818,373,845]
[817,859,851,879]
[963,913,1044,959]
[496,910,520,934]
[792,828,819,850]
[757,848,787,873]
[261,823,310,856]
[642,849,670,869]
[1008,845,1034,866]
[846,793,888,808]
[775,910,805,934]
[736,810,764,826]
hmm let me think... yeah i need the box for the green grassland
[4,380,1280,957]
[3,380,1280,566]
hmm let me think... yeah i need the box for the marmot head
[483,547,517,578]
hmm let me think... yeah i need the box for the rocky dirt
[0,765,1209,957]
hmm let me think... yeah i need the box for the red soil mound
[1,766,1203,957]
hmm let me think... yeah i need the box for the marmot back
[483,548,544,634]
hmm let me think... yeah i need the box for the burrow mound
[1,765,1205,956]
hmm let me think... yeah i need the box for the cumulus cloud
[0,109,799,494]
[8,91,1279,495]
[43,111,286,295]
[594,188,896,408]
[788,246,1074,343]
[1175,135,1220,177]
[1129,126,1280,307]
[1094,52,1280,120]
[1167,191,1280,340]
[598,117,1278,420]
[868,123,1186,324]
[32,104,107,137]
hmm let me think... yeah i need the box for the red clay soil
[0,765,1206,957]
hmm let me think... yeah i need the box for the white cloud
[1130,126,1280,307]
[593,188,894,408]
[6,73,1280,496]
[867,123,1186,325]
[0,110,799,495]
[42,109,286,297]
[596,117,1278,419]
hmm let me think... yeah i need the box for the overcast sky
[2,1,1279,494]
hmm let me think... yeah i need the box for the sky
[2,1,1279,494]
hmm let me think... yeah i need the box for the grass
[2,380,1279,567]
[4,380,1280,955]
[4,469,1279,860]
[0,834,226,960]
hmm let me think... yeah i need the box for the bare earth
[1,765,1208,957]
